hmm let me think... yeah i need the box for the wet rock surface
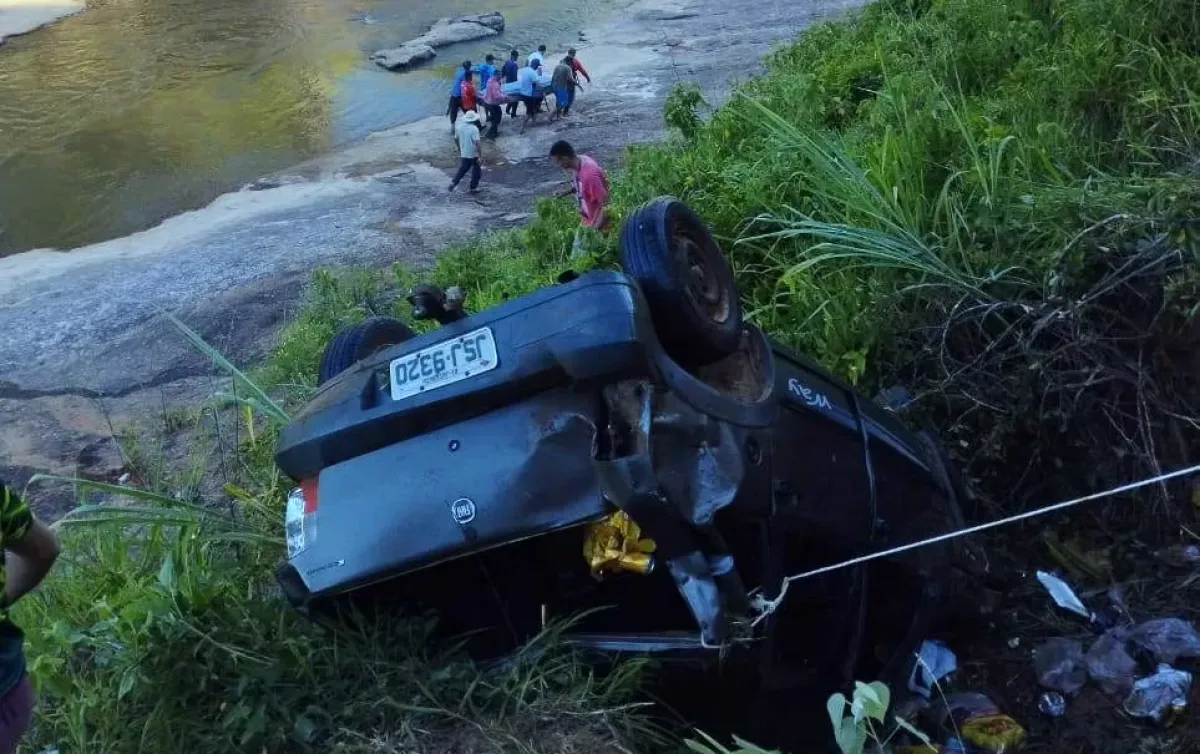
[0,0,863,514]
[373,11,506,69]
[371,41,436,70]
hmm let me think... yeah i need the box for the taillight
[285,478,318,558]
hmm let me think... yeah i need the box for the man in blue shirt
[474,54,497,91]
[448,59,472,133]
[501,49,520,118]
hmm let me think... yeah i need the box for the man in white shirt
[528,44,546,69]
[449,110,482,192]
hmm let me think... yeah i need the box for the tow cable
[748,463,1200,626]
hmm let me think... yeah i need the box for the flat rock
[414,15,503,48]
[371,41,437,70]
[373,12,504,70]
[439,12,505,33]
[0,0,85,45]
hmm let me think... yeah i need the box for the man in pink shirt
[550,140,609,257]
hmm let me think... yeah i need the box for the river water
[0,0,601,256]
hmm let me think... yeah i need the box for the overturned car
[273,198,988,696]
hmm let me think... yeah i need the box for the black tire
[618,197,742,366]
[317,317,415,385]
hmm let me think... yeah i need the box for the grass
[16,0,1200,751]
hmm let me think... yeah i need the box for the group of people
[448,46,591,137]
[447,45,591,194]
[444,46,608,259]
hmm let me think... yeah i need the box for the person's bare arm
[555,183,576,198]
[4,520,59,606]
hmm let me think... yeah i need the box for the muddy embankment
[0,0,862,515]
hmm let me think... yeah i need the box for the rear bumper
[283,386,611,600]
[275,561,313,613]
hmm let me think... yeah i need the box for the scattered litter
[942,692,1027,753]
[909,639,957,699]
[117,473,131,485]
[1007,637,1021,649]
[1034,637,1087,694]
[1085,629,1137,695]
[1036,571,1091,620]
[1129,618,1200,664]
[1089,586,1133,632]
[1037,691,1066,717]
[1123,664,1192,724]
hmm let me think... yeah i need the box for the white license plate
[389,326,499,401]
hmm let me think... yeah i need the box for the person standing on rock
[517,59,544,132]
[529,44,547,69]
[482,72,505,138]
[449,110,483,193]
[551,57,575,120]
[550,140,610,258]
[448,59,472,133]
[566,48,591,85]
[460,71,478,115]
[502,49,520,118]
[0,479,60,753]
[565,48,590,114]
[474,54,497,91]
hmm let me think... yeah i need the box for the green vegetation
[18,0,1199,751]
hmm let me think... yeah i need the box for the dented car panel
[284,387,609,600]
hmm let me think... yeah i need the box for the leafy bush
[579,0,1200,512]
[665,83,707,139]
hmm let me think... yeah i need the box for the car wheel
[619,197,743,366]
[318,317,415,385]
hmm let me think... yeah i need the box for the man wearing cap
[449,110,484,193]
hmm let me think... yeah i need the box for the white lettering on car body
[788,378,832,411]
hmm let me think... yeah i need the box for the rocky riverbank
[0,0,861,514]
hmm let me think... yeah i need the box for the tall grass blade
[33,475,277,543]
[158,309,289,424]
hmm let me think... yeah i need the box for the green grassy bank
[17,0,1199,751]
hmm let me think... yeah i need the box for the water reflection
[0,0,597,255]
